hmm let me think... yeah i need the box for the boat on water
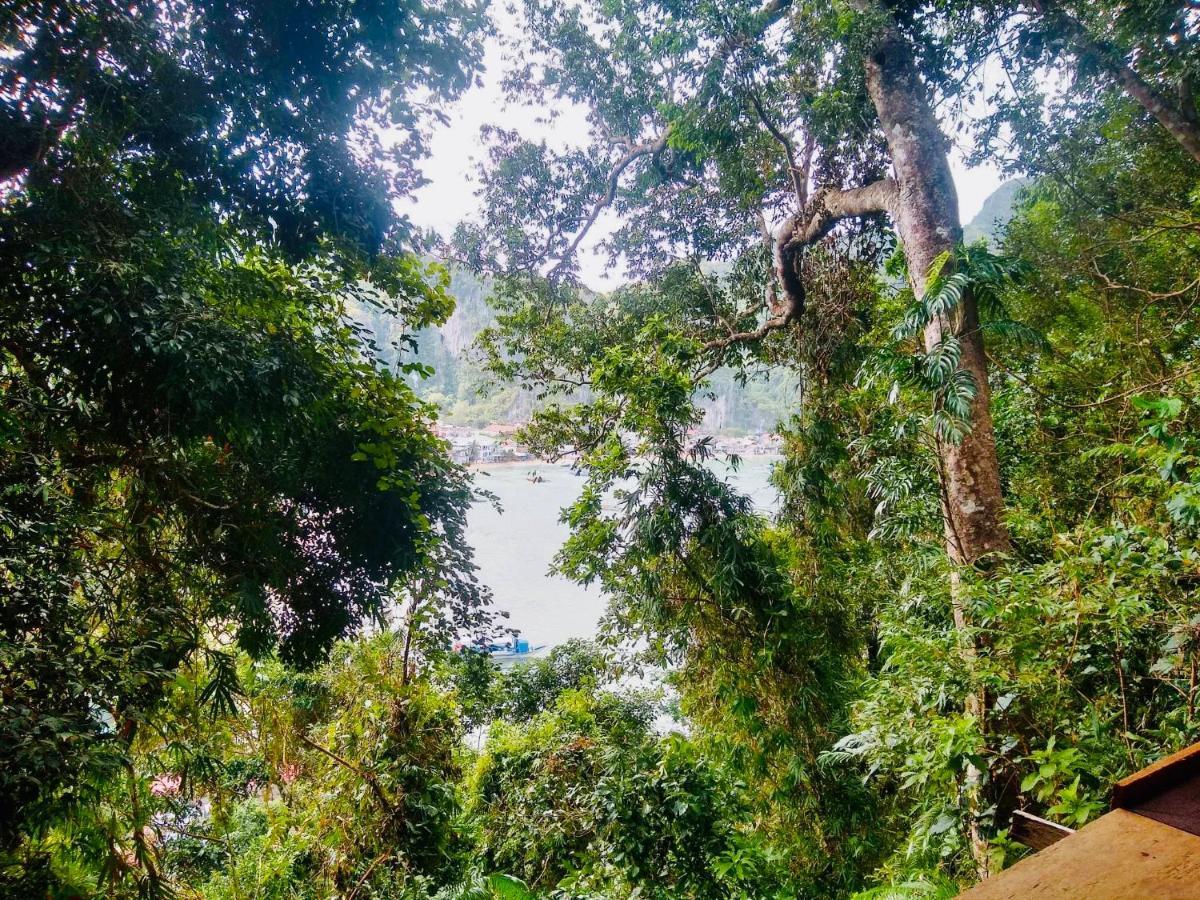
[486,637,547,663]
[454,634,546,664]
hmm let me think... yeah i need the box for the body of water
[466,457,779,648]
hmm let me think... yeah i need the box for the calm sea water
[466,457,779,648]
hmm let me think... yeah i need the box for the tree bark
[863,24,1011,570]
[862,15,1012,878]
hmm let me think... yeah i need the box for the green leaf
[486,874,535,899]
[928,813,956,836]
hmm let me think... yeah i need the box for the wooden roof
[959,742,1200,899]
[959,807,1200,899]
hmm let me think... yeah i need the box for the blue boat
[485,636,547,663]
[455,634,546,664]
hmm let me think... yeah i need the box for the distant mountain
[963,178,1030,245]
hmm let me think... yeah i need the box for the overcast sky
[401,26,1006,290]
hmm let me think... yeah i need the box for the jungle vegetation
[2,0,1200,897]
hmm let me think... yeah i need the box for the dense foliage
[353,267,803,432]
[5,0,1200,897]
[454,0,1200,892]
[1,0,492,892]
[461,134,1200,893]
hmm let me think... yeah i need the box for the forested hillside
[4,1,1200,898]
[357,266,804,432]
[962,179,1030,245]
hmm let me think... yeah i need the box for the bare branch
[744,87,807,202]
[704,178,897,352]
[779,178,898,248]
[1090,260,1200,301]
[546,131,668,279]
[702,313,794,351]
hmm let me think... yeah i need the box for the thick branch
[1030,0,1200,164]
[779,178,898,248]
[775,178,897,316]
[705,178,897,352]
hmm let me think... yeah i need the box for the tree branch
[1029,0,1200,164]
[710,0,795,73]
[546,132,668,279]
[704,179,897,352]
[779,178,898,248]
[745,87,807,202]
[774,178,897,313]
[545,0,797,279]
[702,315,794,351]
[1,338,56,398]
[298,733,395,814]
[1090,260,1200,301]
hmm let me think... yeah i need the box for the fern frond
[925,250,953,285]
[893,271,970,340]
[926,271,970,319]
[932,369,977,444]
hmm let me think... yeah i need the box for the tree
[469,680,794,897]
[1027,0,1200,163]
[465,0,1014,872]
[468,0,1012,559]
[1,0,485,251]
[939,0,1200,166]
[0,0,491,889]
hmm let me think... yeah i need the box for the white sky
[402,26,1005,290]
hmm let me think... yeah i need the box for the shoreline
[466,454,783,472]
[467,459,575,471]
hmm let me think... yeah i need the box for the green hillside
[357,267,800,432]
[963,178,1030,245]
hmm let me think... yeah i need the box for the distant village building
[440,421,776,465]
[482,422,523,437]
[437,422,533,464]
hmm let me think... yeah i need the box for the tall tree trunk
[862,18,1012,878]
[863,26,1011,568]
